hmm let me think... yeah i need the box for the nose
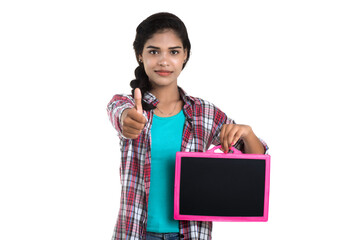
[158,52,169,66]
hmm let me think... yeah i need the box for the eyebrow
[146,45,183,50]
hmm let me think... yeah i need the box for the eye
[149,50,158,54]
[170,50,179,55]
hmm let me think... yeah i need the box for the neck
[150,84,180,105]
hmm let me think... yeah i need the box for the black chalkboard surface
[174,146,270,222]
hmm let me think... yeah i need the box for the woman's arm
[207,102,268,154]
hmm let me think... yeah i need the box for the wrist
[241,126,265,154]
[240,124,253,140]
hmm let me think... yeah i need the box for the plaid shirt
[107,87,268,240]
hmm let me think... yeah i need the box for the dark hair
[130,12,191,110]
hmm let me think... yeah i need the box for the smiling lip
[155,70,172,76]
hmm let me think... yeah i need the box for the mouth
[155,70,173,76]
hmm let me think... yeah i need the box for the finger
[222,125,232,153]
[224,125,238,153]
[127,108,147,124]
[123,125,143,135]
[134,88,142,114]
[223,133,230,153]
[227,128,241,151]
[219,125,226,152]
[123,132,140,139]
[230,131,242,149]
[123,115,145,131]
[225,129,235,152]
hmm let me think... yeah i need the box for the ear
[137,54,143,64]
[183,49,188,63]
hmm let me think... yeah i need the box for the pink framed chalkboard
[174,145,270,222]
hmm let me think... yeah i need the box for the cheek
[143,59,155,72]
[143,58,152,66]
[172,58,184,69]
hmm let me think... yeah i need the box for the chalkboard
[174,146,270,222]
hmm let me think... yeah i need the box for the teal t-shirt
[147,110,186,233]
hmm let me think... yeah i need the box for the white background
[1,0,359,239]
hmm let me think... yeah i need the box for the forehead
[144,29,183,48]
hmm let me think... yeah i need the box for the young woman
[107,12,268,240]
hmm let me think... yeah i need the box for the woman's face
[139,29,187,89]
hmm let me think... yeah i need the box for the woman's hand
[120,88,147,139]
[220,124,265,154]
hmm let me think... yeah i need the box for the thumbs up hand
[120,88,147,139]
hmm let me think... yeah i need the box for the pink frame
[174,145,270,222]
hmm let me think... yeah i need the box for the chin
[150,78,177,88]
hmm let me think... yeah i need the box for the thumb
[134,88,143,114]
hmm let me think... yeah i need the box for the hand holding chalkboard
[220,124,265,154]
[220,124,251,153]
[120,88,147,139]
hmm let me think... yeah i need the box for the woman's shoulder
[184,92,218,109]
[182,89,228,121]
[108,93,133,103]
[186,95,226,116]
[190,96,215,108]
[107,93,134,110]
